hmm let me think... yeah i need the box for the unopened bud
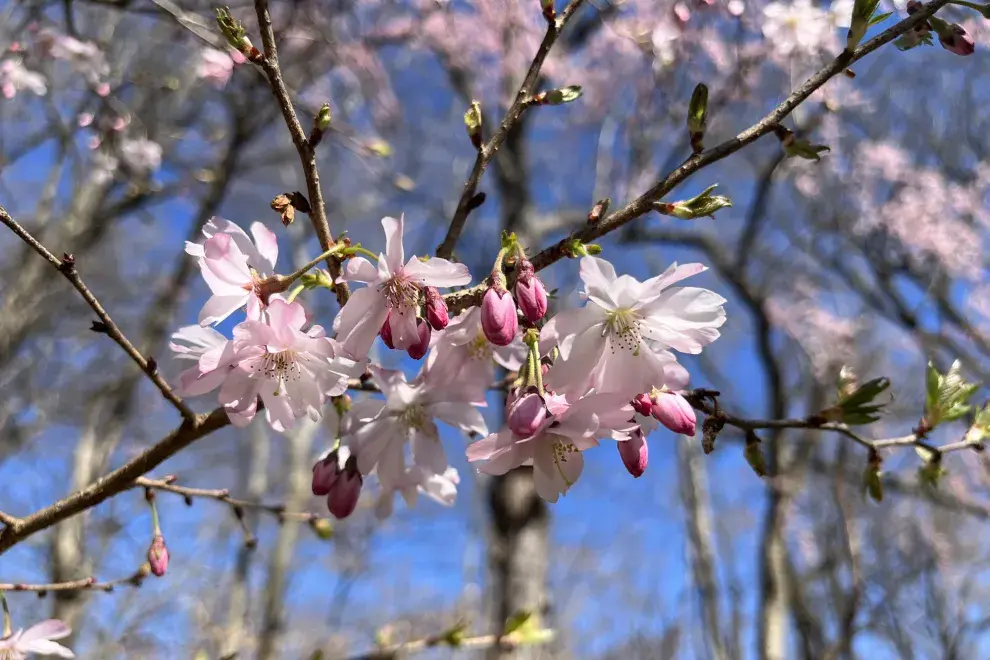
[406,318,432,360]
[632,393,654,417]
[617,427,648,478]
[147,534,169,577]
[327,455,362,519]
[655,184,732,220]
[424,286,449,331]
[380,313,395,350]
[774,125,830,161]
[863,450,883,502]
[931,17,975,56]
[701,411,726,454]
[588,198,609,224]
[309,517,334,540]
[215,7,260,60]
[464,100,483,150]
[507,391,547,438]
[312,450,341,496]
[540,0,555,22]
[652,391,698,436]
[482,277,518,346]
[310,103,332,147]
[687,83,708,154]
[513,259,548,323]
[744,430,766,476]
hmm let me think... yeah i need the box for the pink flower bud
[507,391,547,438]
[406,318,432,360]
[513,260,548,323]
[312,450,341,496]
[938,24,975,56]
[327,456,362,519]
[632,393,654,417]
[380,313,395,349]
[652,391,697,435]
[424,286,449,330]
[148,533,169,577]
[481,282,518,346]
[96,82,110,97]
[617,427,648,478]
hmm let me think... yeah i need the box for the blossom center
[262,350,301,393]
[468,332,493,360]
[380,274,420,310]
[398,403,429,432]
[603,307,643,355]
[551,437,578,486]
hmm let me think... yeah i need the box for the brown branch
[351,628,554,660]
[135,476,323,524]
[0,206,195,421]
[0,565,151,594]
[253,0,348,305]
[434,0,587,259]
[441,0,950,314]
[0,407,231,555]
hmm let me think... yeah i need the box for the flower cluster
[171,215,726,516]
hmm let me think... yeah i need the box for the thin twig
[434,0,587,259]
[351,629,553,660]
[441,0,950,313]
[135,476,322,524]
[0,206,195,421]
[253,0,348,305]
[0,565,152,593]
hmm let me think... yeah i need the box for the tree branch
[0,206,195,421]
[434,0,587,259]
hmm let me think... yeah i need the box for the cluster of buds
[481,246,549,346]
[312,447,363,519]
[379,285,448,360]
[897,0,976,55]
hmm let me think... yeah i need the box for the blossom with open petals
[196,47,235,88]
[215,299,360,431]
[335,215,470,358]
[541,257,725,399]
[0,59,46,99]
[466,392,636,502]
[169,325,238,396]
[344,364,486,492]
[0,619,74,658]
[374,465,460,519]
[185,218,279,325]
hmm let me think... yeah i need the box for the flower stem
[286,284,305,304]
[282,242,348,286]
[1,592,10,637]
[344,245,379,261]
[148,492,162,536]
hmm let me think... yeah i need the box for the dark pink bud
[938,24,975,56]
[513,259,548,323]
[652,391,697,435]
[148,533,169,577]
[617,427,648,478]
[312,450,341,496]
[327,456,362,519]
[424,286,449,330]
[632,393,654,417]
[507,391,547,438]
[481,283,518,346]
[406,318,432,360]
[380,313,395,349]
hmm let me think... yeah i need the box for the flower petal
[382,215,405,274]
[250,221,278,272]
[402,257,471,288]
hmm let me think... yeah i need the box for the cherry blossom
[343,364,487,492]
[374,465,460,519]
[185,218,279,325]
[336,215,471,358]
[422,307,527,404]
[118,138,162,175]
[466,393,636,502]
[761,0,836,58]
[35,28,109,88]
[196,47,236,88]
[0,619,74,658]
[0,59,46,99]
[214,299,360,431]
[169,325,238,397]
[541,257,725,399]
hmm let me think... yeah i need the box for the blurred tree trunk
[678,437,728,660]
[486,113,553,657]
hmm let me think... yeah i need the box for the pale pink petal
[430,402,488,435]
[335,287,389,358]
[540,305,604,359]
[198,294,248,326]
[382,215,405,274]
[341,256,379,283]
[412,431,447,474]
[260,383,295,432]
[544,326,607,397]
[18,620,71,643]
[579,256,619,306]
[20,639,75,658]
[402,257,471,287]
[387,305,420,350]
[249,221,278,272]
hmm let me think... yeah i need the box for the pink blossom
[336,215,471,358]
[481,285,518,346]
[36,29,109,87]
[541,257,725,399]
[215,299,360,432]
[467,392,636,502]
[761,0,835,59]
[0,59,46,99]
[617,426,649,477]
[0,619,74,658]
[196,47,235,88]
[118,137,162,174]
[374,466,460,519]
[185,218,279,325]
[169,325,238,396]
[344,364,487,492]
[651,391,697,435]
[421,307,526,404]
